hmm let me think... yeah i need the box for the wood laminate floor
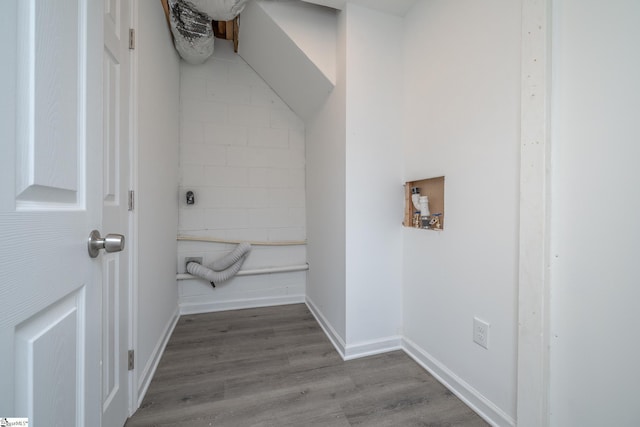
[125,304,489,427]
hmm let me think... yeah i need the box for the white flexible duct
[187,255,247,285]
[186,242,252,286]
[210,242,251,271]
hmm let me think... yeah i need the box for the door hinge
[128,349,135,371]
[129,28,135,50]
[128,190,134,211]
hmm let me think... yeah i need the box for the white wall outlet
[473,317,490,349]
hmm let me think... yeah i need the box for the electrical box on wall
[404,176,445,230]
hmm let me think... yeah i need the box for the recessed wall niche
[404,176,445,230]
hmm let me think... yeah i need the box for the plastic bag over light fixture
[167,0,248,64]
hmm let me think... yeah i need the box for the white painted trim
[304,298,513,424]
[305,298,402,361]
[135,307,179,410]
[176,264,309,281]
[517,0,552,425]
[402,338,515,427]
[305,297,347,359]
[179,295,305,315]
[127,0,139,416]
[177,235,307,246]
[343,335,402,360]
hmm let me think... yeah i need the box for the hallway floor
[125,304,488,426]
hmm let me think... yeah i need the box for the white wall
[238,0,334,120]
[306,4,404,357]
[549,0,640,424]
[259,0,337,84]
[177,40,306,313]
[343,4,403,352]
[135,0,180,399]
[401,0,521,424]
[305,9,347,345]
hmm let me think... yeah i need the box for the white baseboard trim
[305,298,403,361]
[344,335,403,360]
[402,337,515,427]
[179,294,305,315]
[136,306,180,409]
[305,297,347,359]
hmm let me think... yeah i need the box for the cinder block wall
[177,40,306,313]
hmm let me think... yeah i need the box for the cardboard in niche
[404,176,445,230]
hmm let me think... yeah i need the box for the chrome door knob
[88,230,125,258]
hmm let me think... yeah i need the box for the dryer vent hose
[186,242,251,287]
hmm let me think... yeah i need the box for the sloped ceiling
[301,0,417,16]
[300,0,346,10]
[238,0,335,120]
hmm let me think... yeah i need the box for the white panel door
[0,1,105,426]
[101,0,131,426]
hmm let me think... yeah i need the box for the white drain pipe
[177,263,309,281]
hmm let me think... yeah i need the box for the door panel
[15,291,84,425]
[15,0,81,207]
[0,0,103,426]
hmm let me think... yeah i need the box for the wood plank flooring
[125,304,488,427]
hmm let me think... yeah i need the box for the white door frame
[127,0,140,415]
[102,0,134,424]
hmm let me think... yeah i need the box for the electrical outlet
[473,317,490,349]
[184,257,202,270]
